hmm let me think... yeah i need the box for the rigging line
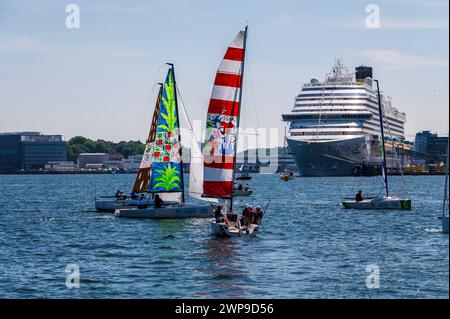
[176,86,199,141]
[382,100,409,196]
[132,64,166,142]
[245,56,260,129]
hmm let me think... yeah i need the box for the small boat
[280,168,294,181]
[210,213,259,237]
[342,79,411,211]
[236,164,252,180]
[116,65,216,219]
[233,188,252,197]
[95,83,166,212]
[115,203,212,219]
[236,173,251,180]
[198,26,265,237]
[439,140,449,233]
[342,196,411,210]
[280,127,294,181]
[95,196,175,212]
[95,196,138,212]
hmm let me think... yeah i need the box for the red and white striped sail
[202,29,246,198]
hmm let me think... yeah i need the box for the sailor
[115,189,121,199]
[243,204,253,226]
[238,183,243,191]
[240,204,249,227]
[214,205,227,224]
[244,183,250,191]
[355,190,363,202]
[154,194,164,209]
[253,205,262,224]
[131,192,138,200]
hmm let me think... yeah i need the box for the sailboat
[439,140,449,233]
[280,126,294,181]
[94,85,175,212]
[236,164,252,180]
[199,27,263,236]
[342,79,412,210]
[114,64,213,218]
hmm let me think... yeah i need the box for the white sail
[178,93,218,203]
[159,192,182,202]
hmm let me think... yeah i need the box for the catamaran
[342,80,411,210]
[439,140,449,233]
[197,26,264,236]
[114,64,215,218]
[94,84,171,212]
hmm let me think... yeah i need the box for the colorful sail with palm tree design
[149,67,183,193]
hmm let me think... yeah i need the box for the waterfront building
[415,131,437,154]
[77,153,109,169]
[0,132,67,171]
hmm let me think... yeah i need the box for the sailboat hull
[210,220,259,237]
[342,196,411,210]
[95,198,139,212]
[114,203,213,219]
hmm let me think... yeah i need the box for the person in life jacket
[355,190,363,202]
[154,194,164,209]
[253,206,262,224]
[213,205,228,224]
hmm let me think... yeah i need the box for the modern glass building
[0,132,67,171]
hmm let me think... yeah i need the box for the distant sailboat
[280,126,294,181]
[114,64,213,218]
[201,27,264,236]
[236,164,252,180]
[342,79,412,210]
[439,140,449,233]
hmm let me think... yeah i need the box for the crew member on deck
[253,206,262,224]
[154,194,164,209]
[355,190,363,202]
[214,206,228,224]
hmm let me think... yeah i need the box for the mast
[167,63,185,204]
[443,138,449,217]
[375,79,389,197]
[230,25,248,212]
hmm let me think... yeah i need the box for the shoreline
[0,171,445,176]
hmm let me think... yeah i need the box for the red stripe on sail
[208,99,240,117]
[204,157,235,170]
[203,181,233,197]
[214,73,242,88]
[224,47,244,61]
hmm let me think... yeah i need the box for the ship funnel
[355,65,373,83]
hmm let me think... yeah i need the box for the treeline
[67,136,145,161]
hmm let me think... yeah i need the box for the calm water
[0,174,448,298]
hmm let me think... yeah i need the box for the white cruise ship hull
[286,136,371,176]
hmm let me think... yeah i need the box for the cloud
[361,49,449,69]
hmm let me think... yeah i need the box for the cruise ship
[282,59,407,176]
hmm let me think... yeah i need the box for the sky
[0,0,448,149]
